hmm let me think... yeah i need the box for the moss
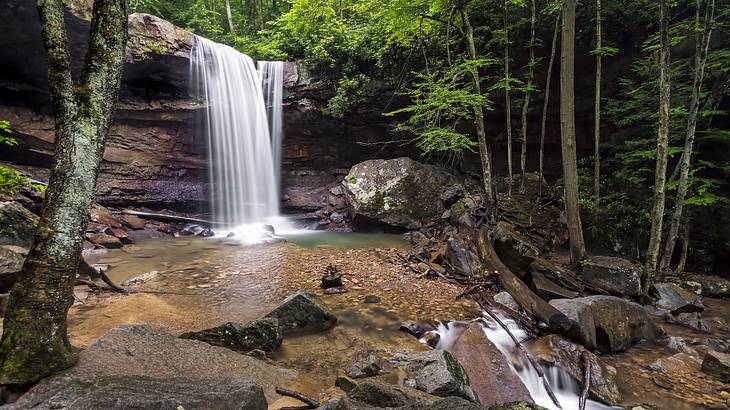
[348,176,358,184]
[450,201,467,219]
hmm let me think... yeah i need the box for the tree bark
[593,0,602,205]
[504,0,514,197]
[659,0,715,272]
[225,0,236,34]
[539,15,560,191]
[461,8,497,213]
[644,0,672,287]
[677,220,690,273]
[0,0,128,386]
[519,0,536,194]
[560,0,587,264]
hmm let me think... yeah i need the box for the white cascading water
[257,61,284,189]
[191,36,290,243]
[433,313,617,410]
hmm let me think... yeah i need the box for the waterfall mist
[191,36,288,242]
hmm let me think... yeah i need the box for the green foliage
[386,60,495,155]
[0,167,29,198]
[0,120,17,147]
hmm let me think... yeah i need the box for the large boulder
[450,324,532,405]
[0,201,38,248]
[492,222,539,276]
[180,318,283,353]
[8,375,267,410]
[652,282,704,314]
[528,335,622,405]
[390,350,477,402]
[701,351,730,382]
[579,256,642,297]
[0,245,26,293]
[13,325,294,406]
[265,290,337,334]
[342,158,462,229]
[549,296,655,352]
[683,274,730,298]
[444,237,479,277]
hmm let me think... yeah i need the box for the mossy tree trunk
[504,0,514,198]
[519,0,536,194]
[560,0,586,265]
[539,14,560,191]
[0,0,128,386]
[644,0,671,287]
[593,0,602,205]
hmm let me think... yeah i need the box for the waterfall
[257,61,284,189]
[190,36,285,241]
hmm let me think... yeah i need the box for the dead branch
[99,270,128,294]
[122,209,213,226]
[579,351,592,410]
[275,387,320,409]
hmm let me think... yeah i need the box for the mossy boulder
[492,222,539,276]
[342,158,462,229]
[180,317,283,353]
[390,350,478,402]
[265,290,337,334]
[126,13,193,61]
[0,201,38,248]
[579,256,642,297]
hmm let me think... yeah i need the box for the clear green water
[280,231,407,249]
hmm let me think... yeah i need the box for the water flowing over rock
[180,318,283,353]
[265,290,337,333]
[342,158,462,229]
[578,256,643,297]
[190,36,280,227]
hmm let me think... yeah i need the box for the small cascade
[191,36,290,242]
[430,314,617,410]
[257,61,284,189]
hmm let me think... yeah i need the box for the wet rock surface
[265,289,338,333]
[653,282,704,314]
[346,351,385,379]
[180,317,283,353]
[578,256,643,297]
[701,350,730,382]
[390,350,477,402]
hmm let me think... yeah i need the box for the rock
[423,396,486,410]
[701,351,730,382]
[529,335,622,405]
[683,274,730,298]
[180,318,283,353]
[450,324,531,405]
[12,325,294,405]
[110,227,134,244]
[265,290,337,334]
[549,296,655,352]
[665,336,699,357]
[321,272,344,289]
[579,256,642,297]
[346,351,385,378]
[445,238,478,277]
[121,270,159,286]
[0,246,26,293]
[90,205,123,228]
[667,312,711,333]
[653,282,704,314]
[122,214,147,229]
[329,211,346,224]
[485,402,546,410]
[528,258,584,293]
[346,379,432,408]
[126,13,193,61]
[390,350,477,402]
[0,201,38,247]
[335,376,358,393]
[324,286,348,294]
[85,233,124,249]
[549,298,597,350]
[363,295,381,304]
[342,157,461,229]
[421,331,441,348]
[492,222,539,276]
[493,292,520,312]
[529,270,579,300]
[400,320,435,338]
[7,375,268,410]
[179,223,214,237]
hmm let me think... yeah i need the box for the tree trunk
[0,0,128,386]
[560,0,586,264]
[225,0,235,34]
[461,8,497,214]
[677,220,690,273]
[504,0,513,197]
[659,0,715,272]
[644,0,672,287]
[593,0,602,205]
[539,15,560,190]
[519,0,536,194]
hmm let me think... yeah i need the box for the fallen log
[275,387,319,409]
[122,209,214,226]
[477,228,570,331]
[579,351,591,410]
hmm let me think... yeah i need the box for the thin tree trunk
[644,0,672,288]
[560,0,587,265]
[461,8,497,213]
[225,0,235,34]
[504,0,514,197]
[0,0,128,385]
[677,220,690,273]
[520,0,536,194]
[594,0,602,205]
[539,15,560,190]
[659,0,715,272]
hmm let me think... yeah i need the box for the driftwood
[477,300,562,409]
[579,351,592,410]
[275,387,320,409]
[477,228,570,331]
[122,209,213,226]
